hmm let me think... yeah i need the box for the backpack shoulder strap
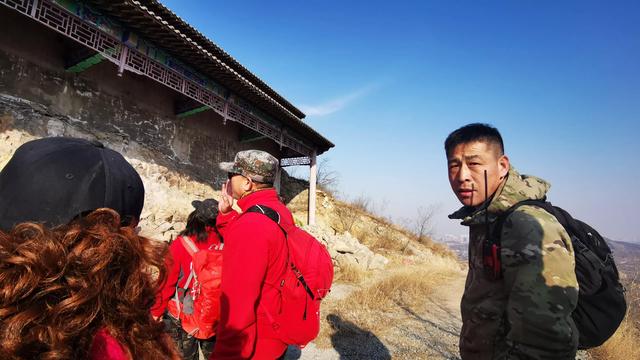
[497,199,578,239]
[495,199,586,257]
[173,237,197,300]
[245,205,287,236]
[179,235,199,258]
[486,199,551,279]
[245,205,315,300]
[244,204,289,275]
[495,199,551,235]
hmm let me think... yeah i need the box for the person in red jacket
[152,199,223,360]
[212,150,292,360]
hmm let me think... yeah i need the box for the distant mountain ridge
[607,238,640,278]
[436,234,468,260]
[436,235,640,276]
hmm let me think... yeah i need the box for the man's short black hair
[444,123,504,156]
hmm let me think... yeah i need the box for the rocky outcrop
[128,157,216,241]
[304,224,389,271]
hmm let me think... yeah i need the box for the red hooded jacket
[151,228,222,318]
[211,189,291,359]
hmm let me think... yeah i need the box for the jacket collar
[237,188,279,212]
[448,166,550,226]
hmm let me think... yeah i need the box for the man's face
[447,141,509,207]
[228,173,251,200]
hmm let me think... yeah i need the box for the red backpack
[166,236,223,339]
[246,205,334,348]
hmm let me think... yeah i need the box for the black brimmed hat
[0,137,145,231]
[191,198,219,222]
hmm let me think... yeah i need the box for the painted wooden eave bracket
[65,46,105,73]
[175,98,211,118]
[240,129,268,143]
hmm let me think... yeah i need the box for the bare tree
[350,194,372,213]
[334,204,360,233]
[316,157,339,194]
[413,204,441,243]
[283,157,339,194]
[333,194,371,233]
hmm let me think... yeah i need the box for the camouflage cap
[219,150,278,184]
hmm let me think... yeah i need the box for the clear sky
[160,0,640,242]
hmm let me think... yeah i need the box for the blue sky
[160,0,640,242]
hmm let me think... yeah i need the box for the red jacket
[151,228,222,318]
[90,329,128,360]
[211,189,291,359]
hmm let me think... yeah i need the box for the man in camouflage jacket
[446,124,579,359]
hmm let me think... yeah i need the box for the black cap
[0,137,145,231]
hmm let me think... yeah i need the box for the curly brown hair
[0,209,179,359]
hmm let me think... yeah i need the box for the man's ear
[498,155,510,179]
[241,176,253,192]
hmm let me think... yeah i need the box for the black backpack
[494,199,627,349]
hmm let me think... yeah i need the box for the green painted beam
[240,136,268,143]
[240,131,268,143]
[176,105,210,118]
[66,52,105,73]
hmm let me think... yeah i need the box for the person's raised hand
[219,180,234,214]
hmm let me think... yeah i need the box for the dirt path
[286,274,467,360]
[382,274,465,359]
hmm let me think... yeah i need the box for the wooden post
[117,46,128,77]
[30,0,40,17]
[308,150,317,226]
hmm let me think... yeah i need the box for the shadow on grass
[327,313,391,360]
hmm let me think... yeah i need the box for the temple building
[0,0,333,226]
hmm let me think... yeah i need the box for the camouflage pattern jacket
[449,167,579,360]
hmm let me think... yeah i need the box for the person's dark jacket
[449,167,579,359]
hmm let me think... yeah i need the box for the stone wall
[0,92,214,241]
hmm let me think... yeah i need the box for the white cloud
[299,84,379,117]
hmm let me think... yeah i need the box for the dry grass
[332,199,367,233]
[315,192,456,261]
[351,224,408,253]
[347,215,456,260]
[588,280,640,360]
[422,238,456,259]
[367,266,454,307]
[336,262,367,284]
[371,236,411,254]
[316,262,460,347]
[347,209,456,260]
